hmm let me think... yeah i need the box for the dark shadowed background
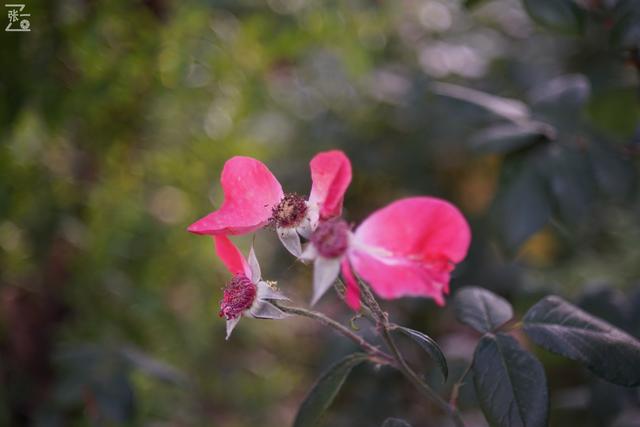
[1,0,639,426]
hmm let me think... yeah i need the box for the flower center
[311,218,350,258]
[218,276,257,320]
[271,193,308,228]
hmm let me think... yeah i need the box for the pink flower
[301,197,471,310]
[213,235,289,339]
[188,151,352,257]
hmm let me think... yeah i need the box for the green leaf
[394,326,448,382]
[523,0,585,34]
[586,139,636,201]
[293,353,369,427]
[469,122,554,154]
[610,0,640,48]
[542,145,595,223]
[529,74,590,110]
[493,158,551,250]
[431,82,531,122]
[454,286,514,334]
[473,333,549,427]
[523,296,640,387]
[382,418,413,427]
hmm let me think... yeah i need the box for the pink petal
[340,259,361,311]
[213,236,251,278]
[352,197,471,303]
[349,250,448,305]
[308,150,352,220]
[355,197,471,263]
[188,156,284,235]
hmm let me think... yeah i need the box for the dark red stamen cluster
[311,218,350,258]
[271,193,308,228]
[218,276,257,320]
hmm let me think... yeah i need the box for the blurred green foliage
[1,0,639,426]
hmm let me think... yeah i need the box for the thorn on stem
[350,313,362,330]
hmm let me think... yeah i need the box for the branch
[272,302,395,366]
[358,282,467,427]
[450,362,473,409]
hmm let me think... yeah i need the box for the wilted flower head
[213,235,289,339]
[302,197,471,310]
[188,150,352,257]
[219,275,258,320]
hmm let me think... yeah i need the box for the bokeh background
[1,0,640,426]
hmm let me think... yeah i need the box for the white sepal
[277,226,302,257]
[248,246,261,283]
[299,243,318,263]
[225,316,242,340]
[311,256,341,306]
[249,301,288,319]
[297,202,319,239]
[256,281,290,301]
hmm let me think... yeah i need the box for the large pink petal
[188,156,284,235]
[308,150,352,220]
[340,259,361,311]
[213,236,251,278]
[355,197,471,263]
[349,250,450,305]
[352,197,471,304]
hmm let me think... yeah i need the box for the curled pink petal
[349,251,448,305]
[352,197,471,303]
[355,197,471,263]
[213,236,251,278]
[340,259,361,311]
[188,156,284,235]
[308,150,352,220]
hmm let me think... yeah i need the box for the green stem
[273,302,394,366]
[382,327,466,427]
[335,276,377,323]
[450,362,473,408]
[358,282,466,427]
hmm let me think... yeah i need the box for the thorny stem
[501,320,523,332]
[335,277,377,323]
[450,362,473,408]
[276,282,466,426]
[358,282,467,427]
[272,302,395,366]
[382,328,466,427]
